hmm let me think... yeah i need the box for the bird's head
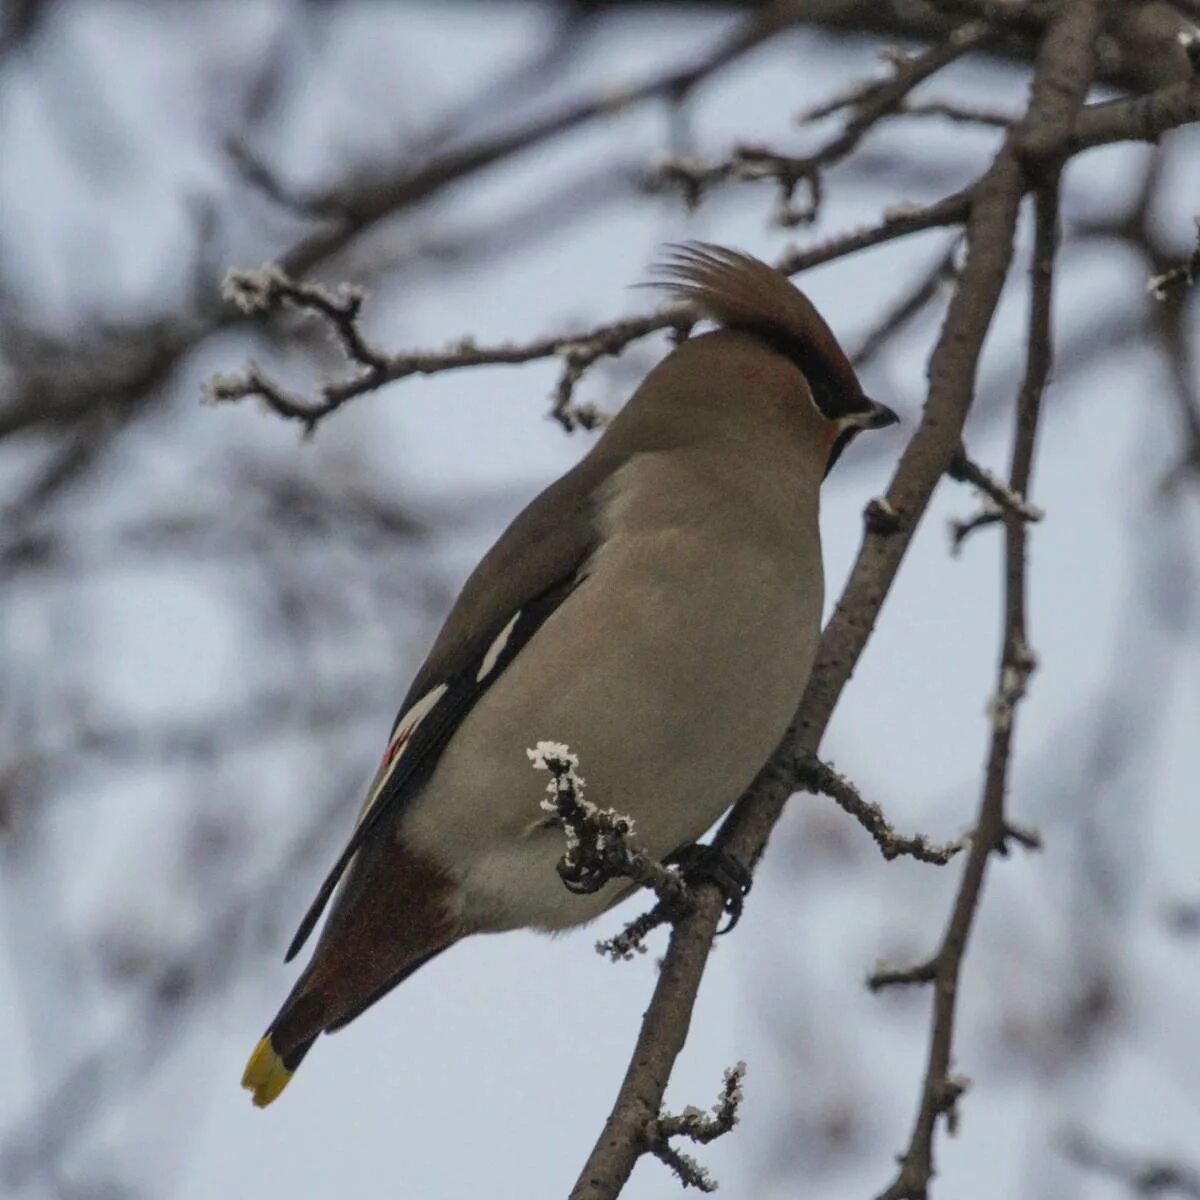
[647,243,898,475]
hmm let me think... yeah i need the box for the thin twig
[596,905,670,963]
[528,742,690,915]
[795,755,965,865]
[899,98,1016,127]
[851,238,962,369]
[570,4,1097,1194]
[876,167,1065,1200]
[948,448,1045,552]
[208,192,976,433]
[643,1063,747,1194]
[868,959,938,991]
[650,22,995,223]
[207,267,692,435]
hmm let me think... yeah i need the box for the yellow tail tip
[242,1035,293,1108]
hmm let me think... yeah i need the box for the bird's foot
[669,843,752,934]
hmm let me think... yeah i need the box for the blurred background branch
[1,2,1198,1198]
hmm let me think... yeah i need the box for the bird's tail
[242,1032,313,1108]
[241,942,452,1107]
[243,832,462,1107]
[241,982,328,1107]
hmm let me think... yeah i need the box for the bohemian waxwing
[242,243,898,1106]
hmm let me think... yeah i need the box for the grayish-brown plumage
[242,242,898,1107]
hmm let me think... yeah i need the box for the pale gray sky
[2,4,1198,1198]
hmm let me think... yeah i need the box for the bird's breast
[401,450,824,931]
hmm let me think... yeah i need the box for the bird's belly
[402,533,819,933]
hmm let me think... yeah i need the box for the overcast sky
[2,4,1199,1199]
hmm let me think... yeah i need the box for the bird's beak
[861,399,900,430]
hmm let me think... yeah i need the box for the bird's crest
[647,242,866,419]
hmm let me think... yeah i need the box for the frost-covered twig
[206,266,389,436]
[644,1062,747,1193]
[596,905,671,963]
[206,190,984,438]
[208,263,688,435]
[527,742,690,913]
[221,266,387,371]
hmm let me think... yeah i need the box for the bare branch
[795,755,965,865]
[207,263,693,434]
[643,1062,747,1193]
[1068,75,1200,153]
[204,52,1200,442]
[208,189,976,434]
[648,21,995,222]
[898,98,1015,127]
[224,136,350,220]
[877,121,1069,1200]
[867,959,938,992]
[571,2,1100,1193]
[948,449,1045,552]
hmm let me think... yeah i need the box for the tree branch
[948,448,1045,552]
[1069,75,1200,153]
[875,171,1060,1200]
[568,0,1099,1192]
[795,755,965,865]
[208,193,975,432]
[0,2,793,452]
[207,43,1200,439]
[647,21,995,223]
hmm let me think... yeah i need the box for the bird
[242,242,898,1106]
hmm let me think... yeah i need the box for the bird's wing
[284,449,617,962]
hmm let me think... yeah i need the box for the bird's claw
[669,843,752,934]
